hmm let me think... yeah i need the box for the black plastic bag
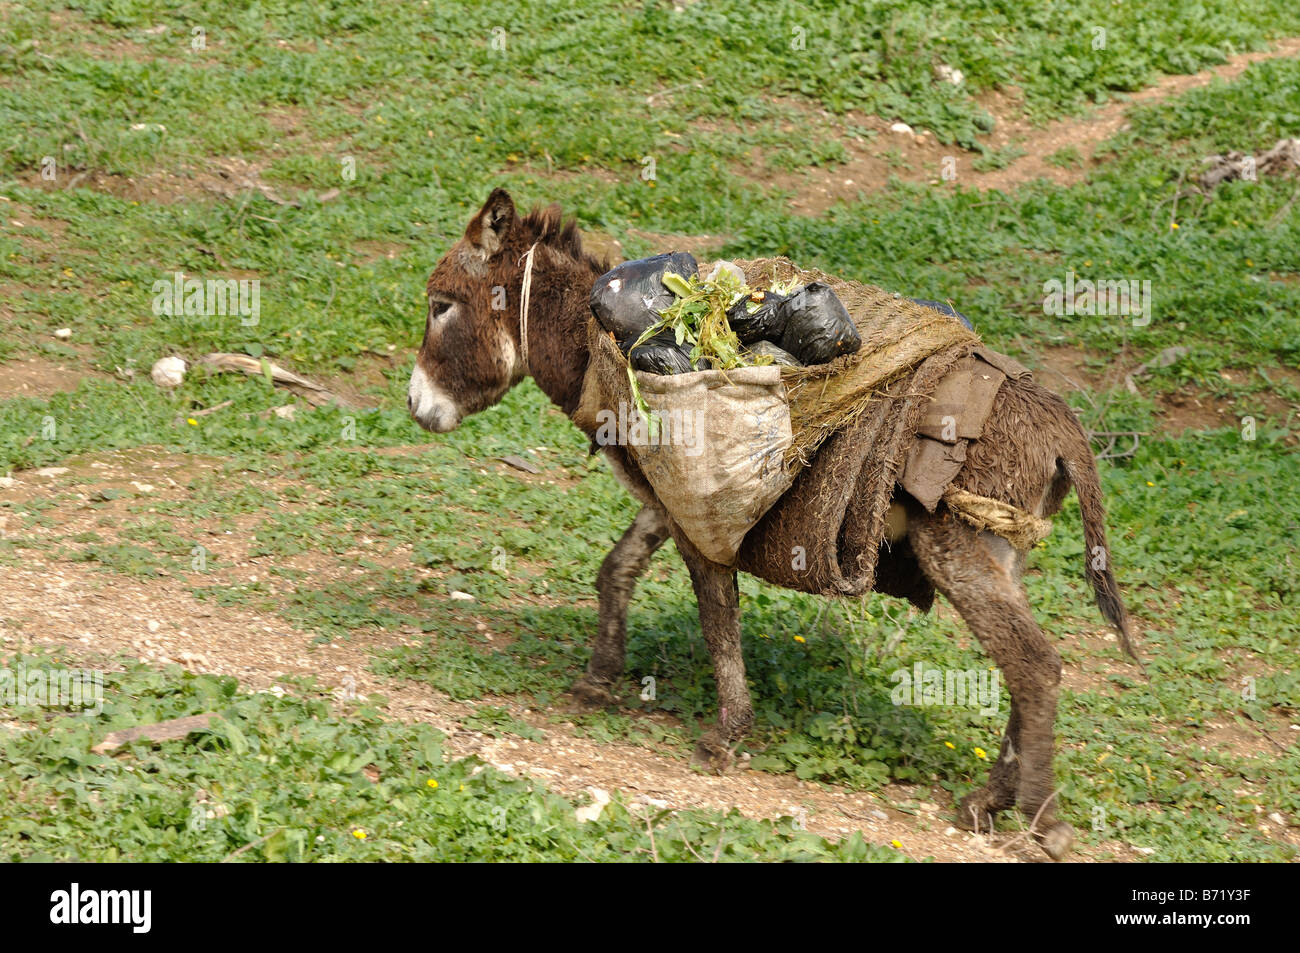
[629,345,694,375]
[628,328,694,375]
[909,297,973,330]
[590,252,699,349]
[776,282,861,365]
[726,289,789,343]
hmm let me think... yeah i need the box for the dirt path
[0,536,1147,863]
[776,36,1300,212]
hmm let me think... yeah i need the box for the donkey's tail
[1058,419,1141,661]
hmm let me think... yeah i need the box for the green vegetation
[0,654,897,861]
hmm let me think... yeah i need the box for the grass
[0,0,1297,861]
[0,653,900,862]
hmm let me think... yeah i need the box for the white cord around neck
[518,242,539,376]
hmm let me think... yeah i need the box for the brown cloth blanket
[581,254,1028,603]
[732,259,1013,600]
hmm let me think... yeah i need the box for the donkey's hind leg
[957,701,1021,832]
[569,505,670,709]
[908,509,1074,860]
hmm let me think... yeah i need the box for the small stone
[935,64,965,85]
[575,787,611,823]
[54,328,72,340]
[146,620,160,633]
[150,355,187,388]
[889,122,913,135]
[450,590,475,601]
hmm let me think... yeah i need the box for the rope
[518,242,539,375]
[943,487,1053,551]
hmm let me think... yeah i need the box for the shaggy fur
[410,190,1142,860]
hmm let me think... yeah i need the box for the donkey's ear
[466,188,517,256]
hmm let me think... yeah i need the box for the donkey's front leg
[570,505,670,709]
[676,536,753,773]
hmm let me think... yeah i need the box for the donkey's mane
[520,203,611,275]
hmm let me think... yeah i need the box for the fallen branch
[1124,345,1190,395]
[220,829,284,864]
[1200,138,1300,190]
[1088,430,1150,461]
[91,712,219,754]
[192,399,235,416]
[197,353,355,408]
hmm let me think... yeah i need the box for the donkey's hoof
[566,676,619,712]
[1035,821,1075,861]
[953,793,999,833]
[690,736,735,775]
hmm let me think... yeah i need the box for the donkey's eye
[429,299,453,321]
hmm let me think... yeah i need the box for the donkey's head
[407,188,529,432]
[408,188,607,433]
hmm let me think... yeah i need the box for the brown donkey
[408,189,1140,860]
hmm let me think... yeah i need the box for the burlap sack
[622,364,795,565]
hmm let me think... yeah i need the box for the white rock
[272,404,296,420]
[450,590,475,601]
[54,328,72,340]
[34,467,68,478]
[575,787,611,824]
[1269,812,1286,825]
[889,122,913,135]
[146,620,160,633]
[936,64,965,85]
[151,355,187,388]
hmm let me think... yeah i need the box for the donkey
[408,188,1141,860]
